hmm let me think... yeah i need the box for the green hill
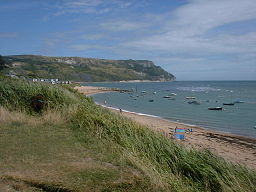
[2,55,175,82]
[0,75,255,192]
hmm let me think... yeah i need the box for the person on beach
[119,108,122,113]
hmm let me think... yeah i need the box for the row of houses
[4,72,72,84]
[32,78,71,84]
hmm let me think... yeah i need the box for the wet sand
[76,86,256,169]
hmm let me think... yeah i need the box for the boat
[188,101,200,105]
[233,100,244,104]
[170,93,177,96]
[208,107,222,110]
[149,99,154,102]
[163,96,171,98]
[186,96,196,99]
[223,103,234,105]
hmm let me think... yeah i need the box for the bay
[83,81,256,138]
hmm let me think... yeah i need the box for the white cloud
[52,0,134,16]
[70,44,109,51]
[123,0,256,57]
[170,0,256,36]
[100,20,148,31]
[64,0,103,8]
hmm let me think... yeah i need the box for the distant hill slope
[2,55,175,82]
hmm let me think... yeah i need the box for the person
[119,108,122,113]
[174,126,178,132]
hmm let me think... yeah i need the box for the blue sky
[0,0,256,80]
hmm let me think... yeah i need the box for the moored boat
[223,103,234,105]
[208,107,222,110]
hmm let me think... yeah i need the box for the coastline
[76,85,256,169]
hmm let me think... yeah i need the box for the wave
[176,87,221,92]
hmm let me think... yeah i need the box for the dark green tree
[0,55,6,70]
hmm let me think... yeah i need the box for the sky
[0,0,256,80]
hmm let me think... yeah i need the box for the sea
[83,81,256,138]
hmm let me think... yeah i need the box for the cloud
[52,0,134,16]
[64,0,103,8]
[100,20,149,31]
[170,0,256,36]
[70,44,109,51]
[122,0,256,57]
[80,34,104,40]
[0,32,19,39]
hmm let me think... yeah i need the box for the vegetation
[0,55,6,70]
[0,76,255,191]
[2,55,175,82]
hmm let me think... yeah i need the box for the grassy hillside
[0,76,255,192]
[2,55,175,82]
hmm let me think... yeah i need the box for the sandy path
[76,86,256,169]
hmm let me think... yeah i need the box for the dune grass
[0,76,255,191]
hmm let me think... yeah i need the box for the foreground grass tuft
[0,76,255,191]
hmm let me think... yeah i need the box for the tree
[0,55,6,70]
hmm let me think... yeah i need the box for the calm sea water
[83,81,256,138]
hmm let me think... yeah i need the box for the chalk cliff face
[3,55,176,82]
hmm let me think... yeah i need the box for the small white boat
[163,96,171,98]
[170,93,177,96]
[186,96,196,99]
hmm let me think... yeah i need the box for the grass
[0,76,255,191]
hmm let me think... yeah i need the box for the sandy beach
[74,86,121,95]
[76,86,256,169]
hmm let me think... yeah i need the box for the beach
[76,85,256,169]
[74,85,121,95]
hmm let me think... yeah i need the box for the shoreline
[76,85,256,169]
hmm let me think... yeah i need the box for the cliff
[2,55,176,82]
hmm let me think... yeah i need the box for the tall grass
[1,76,255,191]
[0,76,88,113]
